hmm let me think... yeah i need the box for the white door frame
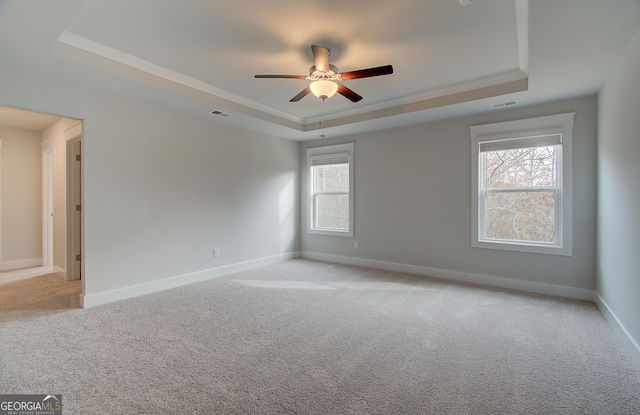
[0,139,3,263]
[42,146,54,267]
[66,128,82,281]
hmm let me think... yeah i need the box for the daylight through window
[480,134,561,244]
[471,113,574,256]
[307,143,354,237]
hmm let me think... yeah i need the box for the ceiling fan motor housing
[309,64,339,80]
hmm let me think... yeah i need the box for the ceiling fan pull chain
[320,99,326,138]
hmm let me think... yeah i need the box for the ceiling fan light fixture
[310,80,338,100]
[255,45,392,102]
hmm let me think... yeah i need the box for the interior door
[67,137,82,280]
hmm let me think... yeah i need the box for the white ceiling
[0,106,62,131]
[1,0,639,139]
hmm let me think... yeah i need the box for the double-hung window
[471,113,574,256]
[307,143,354,237]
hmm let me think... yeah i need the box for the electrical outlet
[213,248,220,258]
[354,241,359,249]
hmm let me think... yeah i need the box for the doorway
[0,106,83,297]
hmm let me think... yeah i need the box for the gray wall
[0,63,300,301]
[597,29,640,363]
[301,95,597,293]
[0,126,42,266]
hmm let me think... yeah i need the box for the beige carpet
[0,273,81,314]
[1,259,639,414]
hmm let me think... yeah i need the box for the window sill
[472,239,572,256]
[308,228,353,237]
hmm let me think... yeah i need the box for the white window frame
[470,113,574,256]
[307,143,354,237]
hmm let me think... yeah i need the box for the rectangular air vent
[491,100,519,109]
[209,109,231,118]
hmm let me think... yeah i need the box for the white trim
[57,31,303,125]
[66,136,82,281]
[0,138,2,262]
[594,293,640,368]
[41,136,56,148]
[515,0,529,75]
[306,71,528,126]
[0,258,43,272]
[0,266,54,285]
[80,252,300,308]
[301,251,594,301]
[64,121,82,140]
[42,147,55,267]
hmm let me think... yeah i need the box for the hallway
[0,273,81,315]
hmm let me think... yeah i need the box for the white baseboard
[80,252,300,309]
[0,265,53,285]
[594,293,640,368]
[301,251,595,301]
[0,258,42,271]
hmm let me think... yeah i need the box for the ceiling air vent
[491,100,519,109]
[209,109,231,118]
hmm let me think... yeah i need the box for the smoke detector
[458,0,476,5]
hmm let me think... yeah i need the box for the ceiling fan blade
[337,84,363,102]
[340,65,394,80]
[255,75,307,79]
[290,86,311,102]
[311,45,330,72]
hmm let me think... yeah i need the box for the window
[307,143,354,237]
[471,113,574,256]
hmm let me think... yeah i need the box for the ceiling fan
[255,45,393,103]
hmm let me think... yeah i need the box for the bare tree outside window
[307,143,354,237]
[313,163,349,230]
[481,145,559,243]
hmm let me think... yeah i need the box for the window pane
[316,194,349,230]
[483,146,557,189]
[485,191,555,243]
[314,164,349,192]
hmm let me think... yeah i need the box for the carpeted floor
[0,273,81,315]
[1,259,639,414]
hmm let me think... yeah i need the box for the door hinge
[76,204,81,212]
[76,154,81,162]
[76,254,81,262]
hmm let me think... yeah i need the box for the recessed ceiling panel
[62,0,523,121]
[5,0,638,140]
